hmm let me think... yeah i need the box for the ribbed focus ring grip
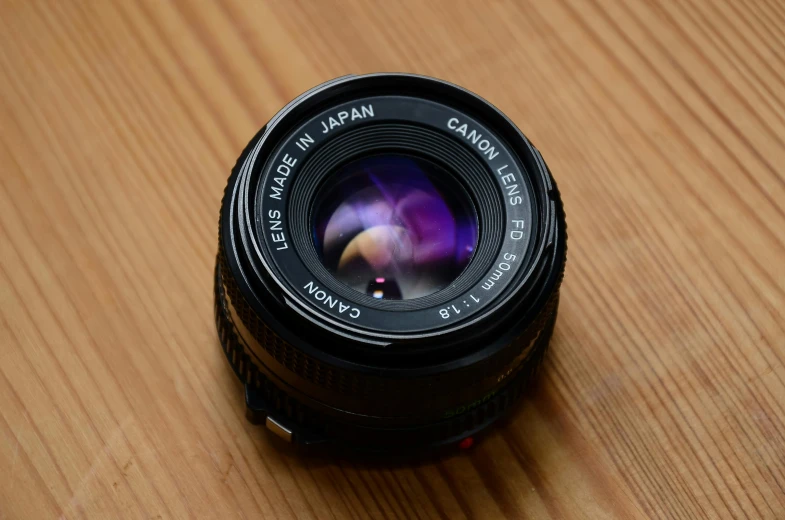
[215,259,557,447]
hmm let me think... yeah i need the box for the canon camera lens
[215,73,566,451]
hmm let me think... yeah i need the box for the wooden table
[1,1,783,518]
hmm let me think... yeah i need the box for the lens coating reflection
[312,154,478,300]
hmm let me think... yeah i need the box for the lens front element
[312,154,478,300]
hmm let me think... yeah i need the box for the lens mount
[216,73,566,450]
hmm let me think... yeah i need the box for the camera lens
[312,153,478,300]
[215,73,566,451]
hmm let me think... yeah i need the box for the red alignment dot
[458,437,474,449]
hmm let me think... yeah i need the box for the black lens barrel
[215,73,566,451]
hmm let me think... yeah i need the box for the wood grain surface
[1,0,784,518]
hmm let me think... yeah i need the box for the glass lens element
[312,154,478,300]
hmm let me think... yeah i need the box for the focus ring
[215,259,558,447]
[217,229,557,410]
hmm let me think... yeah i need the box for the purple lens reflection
[312,154,478,300]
